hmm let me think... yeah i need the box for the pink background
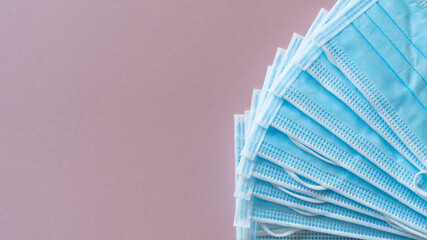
[0,1,335,239]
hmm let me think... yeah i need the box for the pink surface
[0,1,335,239]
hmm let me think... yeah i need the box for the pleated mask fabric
[235,114,362,239]
[235,92,417,238]
[232,0,427,239]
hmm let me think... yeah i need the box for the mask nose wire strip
[383,215,427,239]
[284,169,328,191]
[289,137,339,166]
[259,223,302,237]
[272,184,325,204]
[413,171,427,200]
[289,207,319,216]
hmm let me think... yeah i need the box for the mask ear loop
[254,224,299,237]
[259,223,301,237]
[284,169,327,191]
[382,215,427,240]
[289,137,339,166]
[413,171,427,200]
[272,184,325,204]
[289,207,318,216]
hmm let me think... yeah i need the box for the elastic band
[383,215,427,239]
[259,223,301,237]
[289,137,338,166]
[289,207,318,216]
[284,169,327,191]
[273,184,325,203]
[413,171,427,200]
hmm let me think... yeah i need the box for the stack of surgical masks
[233,0,427,239]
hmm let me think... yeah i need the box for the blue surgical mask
[267,71,427,211]
[236,56,426,240]
[238,158,382,220]
[236,90,416,237]
[240,0,427,236]
[237,176,416,238]
[264,0,427,202]
[241,75,427,237]
[235,115,360,240]
[277,57,427,192]
[242,122,427,237]
[236,0,427,239]
[235,115,245,185]
[244,223,356,240]
[235,86,363,239]
[309,0,427,198]
[235,197,414,240]
[235,70,422,238]
[305,52,425,174]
